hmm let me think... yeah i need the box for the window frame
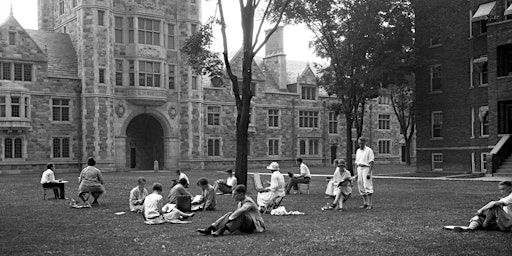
[138,61,161,87]
[98,10,105,26]
[207,138,221,157]
[298,111,319,128]
[480,110,489,137]
[431,111,443,139]
[3,137,24,159]
[168,64,176,89]
[378,114,391,130]
[138,18,160,46]
[52,137,71,159]
[268,139,280,156]
[378,140,391,155]
[115,59,124,86]
[328,111,338,134]
[167,23,175,49]
[268,109,280,128]
[115,16,123,43]
[481,152,488,172]
[301,86,317,100]
[430,64,442,92]
[52,98,71,122]
[207,106,221,126]
[432,153,443,171]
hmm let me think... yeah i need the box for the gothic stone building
[0,0,412,174]
[415,0,512,175]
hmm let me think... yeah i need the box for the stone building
[0,0,412,174]
[415,0,512,175]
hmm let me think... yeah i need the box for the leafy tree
[182,0,292,186]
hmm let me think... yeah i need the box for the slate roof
[26,30,78,78]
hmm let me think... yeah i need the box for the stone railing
[125,87,167,105]
[0,119,31,131]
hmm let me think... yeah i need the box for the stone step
[494,172,512,177]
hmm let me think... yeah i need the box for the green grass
[1,169,511,256]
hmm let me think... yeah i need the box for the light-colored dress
[257,171,285,207]
[129,186,149,212]
[325,167,343,196]
[78,166,105,194]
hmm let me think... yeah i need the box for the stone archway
[125,114,164,170]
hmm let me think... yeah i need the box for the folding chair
[43,186,59,200]
[263,196,284,214]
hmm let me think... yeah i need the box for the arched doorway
[126,114,164,170]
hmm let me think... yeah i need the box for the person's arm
[97,169,104,184]
[180,186,192,196]
[368,149,375,173]
[477,200,504,214]
[48,171,56,183]
[266,174,278,192]
[229,201,253,220]
[202,188,215,210]
[298,165,306,178]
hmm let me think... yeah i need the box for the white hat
[266,162,279,171]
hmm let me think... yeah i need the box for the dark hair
[296,158,303,163]
[153,183,163,192]
[499,181,512,187]
[225,168,233,174]
[137,177,146,185]
[178,178,188,185]
[46,163,54,169]
[87,157,96,166]
[233,184,246,194]
[358,137,367,143]
[197,177,208,186]
[176,169,181,174]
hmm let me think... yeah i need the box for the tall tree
[182,0,292,186]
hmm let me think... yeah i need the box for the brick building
[415,0,512,175]
[0,0,412,174]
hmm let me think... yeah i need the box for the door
[130,148,136,168]
[330,145,337,163]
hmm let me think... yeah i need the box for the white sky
[0,0,320,62]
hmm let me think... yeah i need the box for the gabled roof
[0,14,46,62]
[26,30,78,78]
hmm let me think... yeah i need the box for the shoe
[366,205,373,210]
[211,230,223,237]
[453,227,472,232]
[359,205,368,209]
[196,228,212,235]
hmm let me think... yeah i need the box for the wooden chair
[43,186,59,200]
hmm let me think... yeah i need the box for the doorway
[126,114,164,170]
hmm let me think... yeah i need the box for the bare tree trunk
[345,114,354,175]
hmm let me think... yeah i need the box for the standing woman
[78,157,105,206]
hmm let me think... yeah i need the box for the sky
[0,0,320,62]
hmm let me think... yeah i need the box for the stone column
[164,136,179,170]
[115,136,127,170]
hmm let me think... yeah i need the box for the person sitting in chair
[197,184,265,236]
[129,177,148,213]
[322,159,354,211]
[191,178,216,211]
[256,162,285,212]
[40,163,66,199]
[78,157,105,207]
[286,158,311,194]
[213,168,238,194]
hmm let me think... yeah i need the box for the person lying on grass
[458,181,512,232]
[197,184,265,236]
[322,159,353,211]
[143,183,194,225]
[129,177,148,213]
[191,178,216,211]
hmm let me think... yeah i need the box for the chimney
[264,26,287,91]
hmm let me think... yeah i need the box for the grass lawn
[1,169,511,256]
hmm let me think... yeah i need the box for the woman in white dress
[325,159,343,197]
[257,162,285,211]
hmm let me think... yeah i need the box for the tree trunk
[345,114,354,175]
[404,138,411,165]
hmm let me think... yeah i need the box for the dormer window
[8,32,15,45]
[301,86,316,100]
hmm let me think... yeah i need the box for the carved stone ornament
[134,0,156,9]
[116,103,125,118]
[138,46,160,58]
[168,106,177,119]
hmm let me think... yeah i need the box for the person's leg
[57,183,65,199]
[91,192,102,204]
[286,178,297,194]
[78,192,89,204]
[357,167,366,207]
[197,212,231,235]
[366,194,373,209]
[175,208,195,218]
[468,214,485,230]
[482,207,499,230]
[218,183,232,194]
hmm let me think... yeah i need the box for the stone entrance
[125,114,164,170]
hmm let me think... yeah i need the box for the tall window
[299,111,318,128]
[129,60,135,86]
[59,1,64,15]
[299,140,306,155]
[8,32,16,45]
[497,44,512,77]
[24,96,29,118]
[10,96,20,118]
[139,61,161,87]
[0,96,6,117]
[378,140,391,154]
[301,86,316,100]
[99,68,105,84]
[98,10,105,26]
[430,65,442,92]
[115,60,123,86]
[53,138,70,158]
[328,112,338,134]
[128,18,134,43]
[168,65,176,89]
[308,139,319,155]
[7,63,32,81]
[52,99,70,122]
[207,138,221,156]
[5,138,23,159]
[378,114,391,130]
[268,109,279,127]
[432,111,443,138]
[192,76,198,90]
[432,153,443,171]
[115,16,123,43]
[481,109,489,136]
[168,24,175,49]
[207,106,220,126]
[138,18,160,45]
[268,139,279,156]
[299,139,319,155]
[481,153,488,172]
[1,62,11,80]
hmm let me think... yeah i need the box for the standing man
[286,158,311,194]
[353,137,375,210]
[40,163,66,199]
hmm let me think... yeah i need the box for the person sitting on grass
[197,184,265,236]
[456,181,512,232]
[168,178,192,204]
[322,159,353,211]
[143,183,194,225]
[172,169,190,187]
[256,162,286,212]
[129,177,148,213]
[78,157,105,207]
[191,178,216,211]
[213,168,238,194]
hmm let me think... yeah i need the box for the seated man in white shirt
[172,169,190,188]
[40,163,66,199]
[285,158,311,194]
[458,181,512,232]
[213,168,238,194]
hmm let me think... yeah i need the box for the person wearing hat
[325,159,344,197]
[256,162,285,211]
[322,159,353,211]
[213,168,238,194]
[78,157,105,207]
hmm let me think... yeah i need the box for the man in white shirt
[214,168,238,194]
[40,163,66,199]
[353,137,375,209]
[285,158,311,194]
[460,181,512,232]
[172,169,190,188]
